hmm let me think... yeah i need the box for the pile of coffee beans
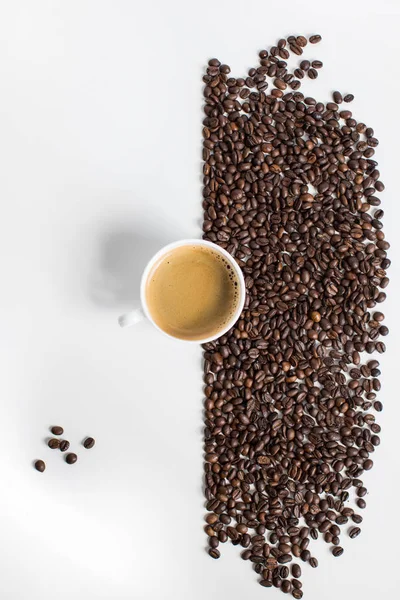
[34,427,95,471]
[202,35,389,597]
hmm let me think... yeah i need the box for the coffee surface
[145,245,239,340]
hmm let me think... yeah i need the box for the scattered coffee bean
[51,426,63,436]
[311,60,323,69]
[209,548,220,559]
[59,440,70,452]
[202,35,387,595]
[344,94,354,102]
[282,580,292,594]
[309,557,318,568]
[66,453,78,465]
[83,437,95,449]
[349,527,361,539]
[292,564,301,578]
[292,590,303,599]
[309,34,322,43]
[48,438,60,450]
[34,460,45,472]
[333,90,343,103]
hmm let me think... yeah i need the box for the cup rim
[140,239,246,343]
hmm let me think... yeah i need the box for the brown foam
[145,245,240,340]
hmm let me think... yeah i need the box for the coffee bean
[209,536,219,549]
[66,453,78,465]
[292,590,303,599]
[291,564,301,578]
[309,35,322,44]
[48,438,60,449]
[333,91,343,104]
[349,527,361,539]
[278,554,292,564]
[220,64,230,74]
[300,550,310,562]
[280,566,289,579]
[34,460,45,472]
[282,580,292,594]
[59,440,70,452]
[83,437,95,449]
[209,548,220,559]
[309,557,318,568]
[352,514,363,524]
[202,37,388,592]
[344,94,354,102]
[51,426,63,436]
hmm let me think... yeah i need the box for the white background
[0,1,399,599]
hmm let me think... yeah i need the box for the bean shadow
[89,226,172,309]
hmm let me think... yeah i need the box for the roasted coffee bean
[209,536,219,549]
[34,460,46,472]
[333,91,343,103]
[51,426,63,436]
[282,580,292,594]
[292,590,303,599]
[280,566,289,579]
[300,60,310,71]
[66,453,78,465]
[300,550,310,562]
[291,564,301,578]
[344,94,354,102]
[83,437,95,449]
[309,557,318,568]
[48,438,60,449]
[309,34,322,43]
[59,440,70,452]
[209,549,220,559]
[349,527,361,539]
[296,36,307,47]
[202,37,388,595]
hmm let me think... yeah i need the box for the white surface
[0,1,399,599]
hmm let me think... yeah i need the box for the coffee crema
[145,245,240,341]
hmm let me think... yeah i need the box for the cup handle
[118,308,145,328]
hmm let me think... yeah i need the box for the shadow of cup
[90,227,171,309]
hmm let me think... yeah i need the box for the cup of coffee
[118,239,246,343]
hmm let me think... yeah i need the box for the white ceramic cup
[118,239,246,343]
